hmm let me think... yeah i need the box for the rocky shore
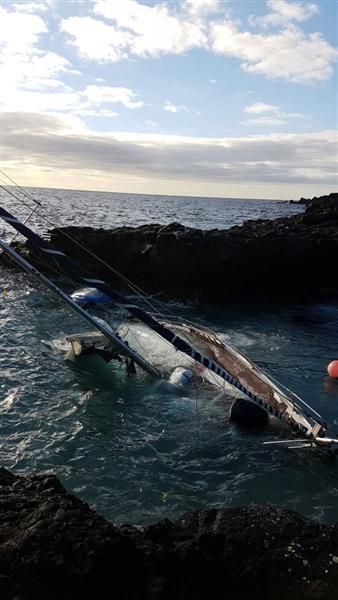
[291,194,337,206]
[1,468,338,600]
[47,192,338,302]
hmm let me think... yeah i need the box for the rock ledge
[1,468,338,600]
[48,193,338,302]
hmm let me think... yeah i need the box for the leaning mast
[0,238,161,378]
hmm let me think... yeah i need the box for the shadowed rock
[1,468,338,599]
[46,193,338,302]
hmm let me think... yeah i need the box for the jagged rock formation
[291,192,338,206]
[48,193,338,302]
[1,468,338,600]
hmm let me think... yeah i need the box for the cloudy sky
[1,0,337,199]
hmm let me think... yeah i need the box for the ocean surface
[1,186,338,525]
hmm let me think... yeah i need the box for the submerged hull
[169,323,323,437]
[62,318,332,451]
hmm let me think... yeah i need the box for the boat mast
[0,238,161,378]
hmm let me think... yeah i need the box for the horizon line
[4,183,291,203]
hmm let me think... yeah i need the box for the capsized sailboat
[0,202,337,454]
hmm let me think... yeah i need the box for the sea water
[1,187,338,525]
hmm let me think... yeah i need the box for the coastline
[44,192,338,303]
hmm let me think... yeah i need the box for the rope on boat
[0,173,178,322]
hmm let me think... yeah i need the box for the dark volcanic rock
[46,193,338,302]
[293,193,338,207]
[0,468,147,600]
[1,468,338,600]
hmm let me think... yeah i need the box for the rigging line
[9,234,89,296]
[0,179,164,310]
[28,250,85,292]
[209,332,323,422]
[0,203,39,254]
[0,183,35,210]
[12,250,79,313]
[3,215,168,365]
[0,237,162,378]
[204,365,225,390]
[1,181,195,336]
[120,324,155,366]
[1,178,247,382]
[0,170,42,205]
[194,380,200,445]
[251,362,324,421]
[42,247,180,361]
[0,172,198,328]
[0,189,93,292]
[8,204,39,247]
[0,185,45,236]
[0,179,178,321]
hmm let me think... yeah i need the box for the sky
[0,0,337,199]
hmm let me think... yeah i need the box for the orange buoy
[327,360,338,378]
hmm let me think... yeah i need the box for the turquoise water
[1,188,338,525]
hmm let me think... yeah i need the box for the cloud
[60,16,131,62]
[11,1,55,13]
[163,101,190,113]
[1,52,71,94]
[0,6,143,120]
[185,0,221,16]
[2,112,336,188]
[82,86,143,109]
[250,0,320,28]
[245,116,289,126]
[242,102,309,126]
[61,1,207,62]
[1,83,143,117]
[0,5,72,97]
[1,89,80,114]
[0,5,47,53]
[59,0,337,84]
[210,20,337,83]
[244,102,280,114]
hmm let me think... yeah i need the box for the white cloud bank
[61,1,206,62]
[82,86,144,109]
[0,5,71,94]
[58,0,338,83]
[1,85,144,118]
[2,112,337,198]
[210,21,337,83]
